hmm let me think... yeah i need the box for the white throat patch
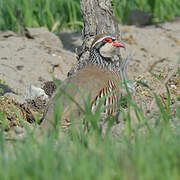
[99,42,118,58]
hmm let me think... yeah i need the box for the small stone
[14,126,25,134]
[170,84,177,89]
[24,85,48,101]
[16,65,24,71]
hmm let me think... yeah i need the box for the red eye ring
[103,38,113,43]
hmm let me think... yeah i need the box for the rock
[26,27,63,49]
[14,126,25,134]
[127,10,152,26]
[24,85,48,101]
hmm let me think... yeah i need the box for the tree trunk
[68,0,122,76]
[81,0,120,39]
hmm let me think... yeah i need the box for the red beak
[112,41,125,48]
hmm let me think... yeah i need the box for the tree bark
[81,0,120,39]
[68,0,122,76]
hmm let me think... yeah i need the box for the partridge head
[88,34,124,65]
[91,34,124,58]
[40,34,125,132]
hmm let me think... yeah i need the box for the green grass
[0,80,180,179]
[0,0,180,33]
[0,0,82,33]
[2,129,180,179]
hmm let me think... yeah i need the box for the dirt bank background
[0,20,179,136]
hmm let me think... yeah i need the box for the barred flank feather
[91,80,119,116]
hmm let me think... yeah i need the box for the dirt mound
[0,27,76,103]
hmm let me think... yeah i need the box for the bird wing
[41,64,121,131]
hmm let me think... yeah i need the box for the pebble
[14,126,25,134]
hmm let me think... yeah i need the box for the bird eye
[103,38,113,43]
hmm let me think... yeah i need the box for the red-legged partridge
[41,34,126,131]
